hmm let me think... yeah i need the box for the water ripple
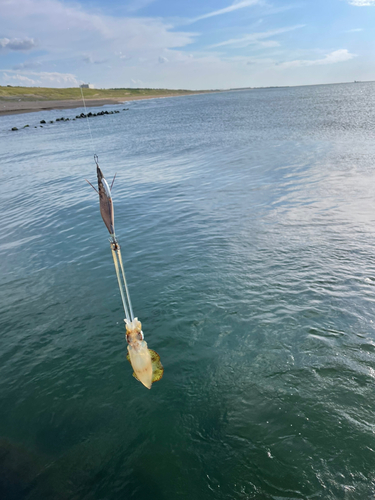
[1,83,375,499]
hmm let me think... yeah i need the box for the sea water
[1,83,375,499]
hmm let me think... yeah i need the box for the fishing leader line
[79,85,96,160]
[80,84,134,324]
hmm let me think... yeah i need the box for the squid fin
[126,349,164,385]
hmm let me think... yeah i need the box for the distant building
[80,83,94,89]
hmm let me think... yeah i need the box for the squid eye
[138,331,144,340]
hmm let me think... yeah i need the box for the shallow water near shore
[1,83,375,499]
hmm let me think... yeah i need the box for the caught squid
[87,156,163,389]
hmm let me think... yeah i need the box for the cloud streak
[278,49,356,68]
[209,25,305,49]
[1,69,80,86]
[188,0,261,23]
[348,0,375,5]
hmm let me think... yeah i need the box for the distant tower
[80,83,95,89]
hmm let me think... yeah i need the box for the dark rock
[88,112,92,117]
[23,125,29,128]
[115,110,120,113]
[40,120,46,124]
[65,118,69,121]
[11,127,18,131]
[49,121,54,124]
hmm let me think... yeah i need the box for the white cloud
[246,57,274,65]
[83,55,108,64]
[348,0,375,5]
[0,37,37,51]
[188,0,261,23]
[0,0,197,60]
[0,69,80,87]
[12,60,42,70]
[209,25,304,49]
[3,72,37,85]
[130,78,144,87]
[37,71,80,86]
[0,0,369,90]
[114,51,132,62]
[278,49,356,68]
[126,0,157,12]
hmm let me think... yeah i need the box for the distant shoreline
[0,92,213,116]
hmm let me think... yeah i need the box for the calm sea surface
[1,83,375,499]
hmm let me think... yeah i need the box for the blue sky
[0,0,375,89]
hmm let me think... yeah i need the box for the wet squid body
[125,318,163,389]
[88,159,163,389]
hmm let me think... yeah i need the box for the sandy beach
[0,92,207,116]
[0,98,124,116]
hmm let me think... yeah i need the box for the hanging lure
[87,156,163,389]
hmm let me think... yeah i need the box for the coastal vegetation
[0,85,205,101]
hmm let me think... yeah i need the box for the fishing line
[79,85,96,158]
[80,84,135,322]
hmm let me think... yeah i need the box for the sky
[0,0,375,89]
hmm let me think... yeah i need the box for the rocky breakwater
[10,108,129,131]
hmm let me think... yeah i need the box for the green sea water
[1,83,375,499]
